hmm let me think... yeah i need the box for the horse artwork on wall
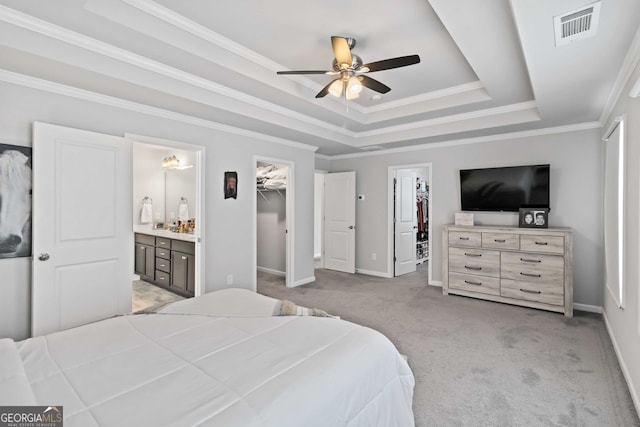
[0,143,32,259]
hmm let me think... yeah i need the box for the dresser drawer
[155,247,170,260]
[449,247,500,277]
[520,235,564,254]
[449,231,481,247]
[482,232,519,250]
[501,252,564,286]
[155,257,171,273]
[449,272,500,296]
[501,279,563,306]
[155,270,170,286]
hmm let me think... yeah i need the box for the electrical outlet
[227,274,233,285]
[371,253,377,261]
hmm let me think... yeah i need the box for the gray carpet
[132,280,185,313]
[258,267,640,427]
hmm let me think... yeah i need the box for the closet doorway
[255,157,293,287]
[388,164,432,284]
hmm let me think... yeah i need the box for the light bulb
[346,76,362,100]
[328,80,343,97]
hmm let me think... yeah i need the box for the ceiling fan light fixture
[328,79,344,97]
[346,76,363,100]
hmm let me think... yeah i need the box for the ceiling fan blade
[360,75,391,94]
[315,78,340,98]
[362,55,420,73]
[277,70,332,75]
[331,36,352,68]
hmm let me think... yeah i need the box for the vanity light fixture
[162,155,179,169]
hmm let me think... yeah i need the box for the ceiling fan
[277,36,420,101]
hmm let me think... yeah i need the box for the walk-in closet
[256,161,289,278]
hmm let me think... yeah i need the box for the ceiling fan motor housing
[333,54,363,71]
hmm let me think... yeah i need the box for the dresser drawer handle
[464,280,482,286]
[159,263,166,267]
[181,256,187,260]
[139,246,145,250]
[159,276,166,280]
[534,241,548,246]
[520,272,541,278]
[464,253,482,257]
[160,242,167,245]
[465,265,482,271]
[159,252,166,256]
[459,237,470,241]
[494,239,506,243]
[520,288,542,294]
[520,258,541,263]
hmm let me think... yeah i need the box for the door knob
[348,225,354,229]
[38,253,50,261]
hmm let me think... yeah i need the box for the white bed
[0,289,415,426]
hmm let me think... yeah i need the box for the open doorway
[255,157,294,288]
[128,134,205,312]
[388,164,433,284]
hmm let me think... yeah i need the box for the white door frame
[254,156,294,288]
[315,169,328,269]
[125,133,206,297]
[387,163,433,285]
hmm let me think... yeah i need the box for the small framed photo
[454,212,474,226]
[519,207,548,228]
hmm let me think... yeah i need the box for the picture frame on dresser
[519,207,548,228]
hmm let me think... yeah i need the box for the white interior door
[395,170,417,276]
[32,122,133,336]
[323,171,355,273]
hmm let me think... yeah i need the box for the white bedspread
[2,289,415,426]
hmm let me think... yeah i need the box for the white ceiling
[0,0,639,156]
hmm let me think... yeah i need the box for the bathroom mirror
[133,143,197,227]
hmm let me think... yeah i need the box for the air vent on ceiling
[554,1,601,47]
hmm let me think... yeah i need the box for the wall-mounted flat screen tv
[460,164,550,212]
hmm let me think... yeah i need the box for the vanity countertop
[133,225,197,243]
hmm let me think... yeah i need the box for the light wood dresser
[442,225,573,317]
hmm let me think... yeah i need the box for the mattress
[1,289,415,426]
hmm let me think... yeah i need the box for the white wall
[602,60,640,414]
[0,81,316,340]
[257,190,287,274]
[329,128,604,307]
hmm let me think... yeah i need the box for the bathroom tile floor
[132,280,185,312]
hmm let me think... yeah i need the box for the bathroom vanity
[134,228,196,297]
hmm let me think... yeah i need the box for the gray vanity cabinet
[134,233,195,297]
[171,240,195,295]
[134,234,155,280]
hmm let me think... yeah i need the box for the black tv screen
[460,164,550,212]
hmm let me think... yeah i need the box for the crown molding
[599,24,640,125]
[354,101,538,139]
[361,81,485,113]
[0,69,319,152]
[328,121,602,160]
[0,4,356,140]
[314,153,332,161]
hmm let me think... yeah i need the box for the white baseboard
[291,276,315,287]
[573,303,603,313]
[355,268,392,278]
[429,280,443,287]
[603,311,640,417]
[257,266,285,277]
